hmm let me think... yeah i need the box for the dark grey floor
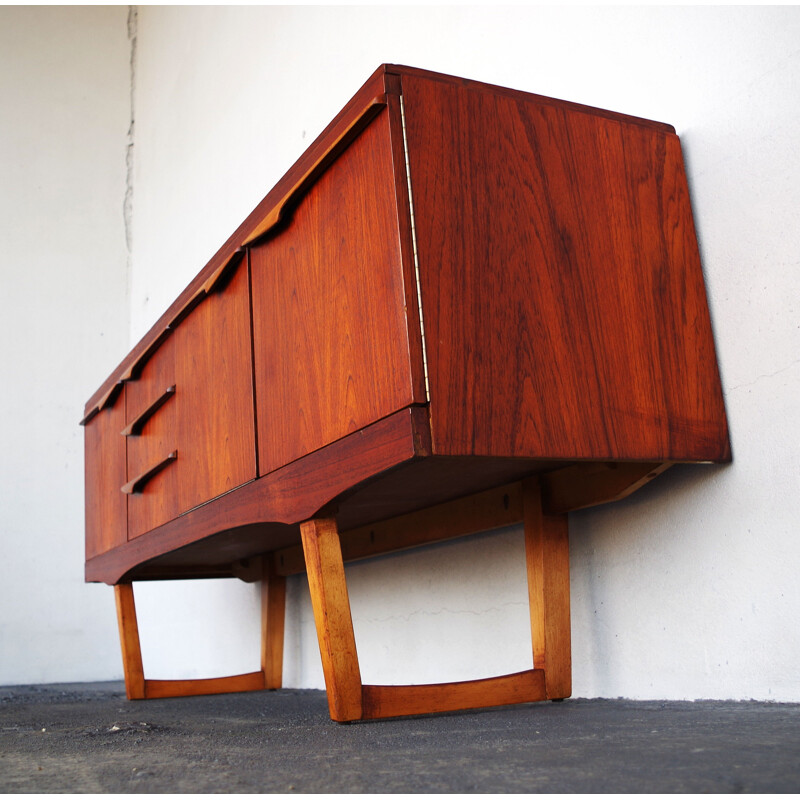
[1,682,799,793]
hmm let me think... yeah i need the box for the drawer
[124,259,257,539]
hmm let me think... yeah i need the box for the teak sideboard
[82,64,730,722]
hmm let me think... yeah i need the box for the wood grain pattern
[401,71,730,464]
[301,518,363,722]
[114,584,145,700]
[172,256,256,514]
[261,559,286,689]
[251,106,421,476]
[143,672,265,700]
[541,461,671,514]
[388,65,676,135]
[523,478,571,699]
[85,395,127,559]
[361,669,546,720]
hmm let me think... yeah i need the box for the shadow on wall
[570,461,733,696]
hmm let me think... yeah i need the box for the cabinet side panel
[85,396,127,561]
[251,108,417,476]
[402,74,729,462]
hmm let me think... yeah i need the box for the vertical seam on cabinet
[399,94,430,403]
[246,249,260,477]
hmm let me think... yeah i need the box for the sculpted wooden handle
[120,385,176,437]
[121,451,178,495]
[243,94,388,246]
[79,381,123,426]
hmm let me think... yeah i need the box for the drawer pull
[122,451,178,495]
[121,386,176,437]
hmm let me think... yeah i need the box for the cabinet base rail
[114,477,571,721]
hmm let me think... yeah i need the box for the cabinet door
[126,260,256,538]
[85,392,127,559]
[172,259,256,515]
[250,107,420,476]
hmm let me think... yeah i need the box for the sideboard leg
[300,517,364,722]
[261,558,286,689]
[114,584,146,700]
[113,581,268,700]
[523,477,572,699]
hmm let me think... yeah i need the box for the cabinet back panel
[402,73,730,462]
[251,108,417,476]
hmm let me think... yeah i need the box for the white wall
[0,7,131,684]
[3,6,798,702]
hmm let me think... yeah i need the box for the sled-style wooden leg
[261,559,286,690]
[300,478,571,722]
[114,583,146,700]
[114,557,286,700]
[300,517,363,721]
[523,476,571,699]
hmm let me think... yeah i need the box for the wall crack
[123,6,138,301]
[726,358,799,393]
[357,601,527,626]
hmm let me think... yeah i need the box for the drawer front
[125,334,180,538]
[125,260,257,538]
[84,389,127,559]
[251,106,419,476]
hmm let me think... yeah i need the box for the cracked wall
[0,6,131,684]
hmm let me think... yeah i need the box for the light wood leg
[261,558,286,689]
[300,517,363,722]
[523,477,572,699]
[114,584,146,700]
[299,497,572,721]
[113,573,286,700]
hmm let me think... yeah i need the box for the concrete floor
[1,682,799,793]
